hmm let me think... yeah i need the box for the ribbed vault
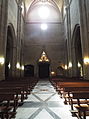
[25,0,64,13]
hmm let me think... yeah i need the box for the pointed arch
[71,24,83,77]
[5,23,16,79]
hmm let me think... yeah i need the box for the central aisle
[15,80,77,119]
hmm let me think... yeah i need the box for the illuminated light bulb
[84,57,89,65]
[8,63,11,69]
[78,62,81,68]
[41,24,48,30]
[0,57,5,65]
[42,51,46,55]
[38,6,50,19]
[39,59,42,62]
[21,65,24,70]
[16,63,20,69]
[46,59,49,62]
[65,65,68,70]
[68,62,72,68]
[51,72,55,75]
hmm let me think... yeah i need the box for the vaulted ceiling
[24,0,64,13]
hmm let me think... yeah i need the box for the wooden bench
[71,91,89,119]
[0,77,38,118]
[56,82,89,97]
[62,87,89,105]
[0,93,17,119]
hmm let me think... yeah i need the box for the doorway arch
[72,25,83,77]
[5,24,15,79]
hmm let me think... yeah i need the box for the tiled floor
[15,80,78,119]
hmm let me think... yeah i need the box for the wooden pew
[71,91,89,119]
[63,87,89,104]
[56,82,89,97]
[0,77,38,103]
[0,77,38,118]
[0,93,17,119]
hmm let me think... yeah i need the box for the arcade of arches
[0,0,89,118]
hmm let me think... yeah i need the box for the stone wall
[24,23,65,76]
[0,0,25,80]
[8,0,18,35]
[70,0,80,37]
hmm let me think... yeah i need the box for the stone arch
[5,23,16,79]
[27,0,60,13]
[71,24,83,77]
[26,0,61,22]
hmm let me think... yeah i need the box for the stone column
[79,0,89,80]
[20,40,25,77]
[66,1,72,77]
[0,0,8,80]
[16,0,22,77]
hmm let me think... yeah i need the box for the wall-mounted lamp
[0,57,5,65]
[68,62,72,68]
[16,62,20,69]
[50,71,56,76]
[65,65,68,70]
[84,57,89,65]
[8,63,11,69]
[21,65,24,70]
[78,62,81,68]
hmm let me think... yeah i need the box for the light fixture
[41,23,48,30]
[8,63,11,69]
[50,71,56,76]
[21,65,24,70]
[65,65,68,70]
[38,6,50,19]
[16,62,20,69]
[84,57,89,65]
[0,57,5,65]
[68,62,72,68]
[39,51,49,62]
[78,62,81,68]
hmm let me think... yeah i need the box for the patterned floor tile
[34,109,54,119]
[15,79,78,119]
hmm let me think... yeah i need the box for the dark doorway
[38,62,50,78]
[5,25,13,79]
[24,64,34,77]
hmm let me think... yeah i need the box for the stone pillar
[16,0,22,77]
[66,1,72,77]
[0,0,8,80]
[20,41,25,77]
[79,0,89,80]
[11,46,17,78]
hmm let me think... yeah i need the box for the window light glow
[0,57,5,65]
[38,6,50,19]
[41,24,48,30]
[64,6,66,16]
